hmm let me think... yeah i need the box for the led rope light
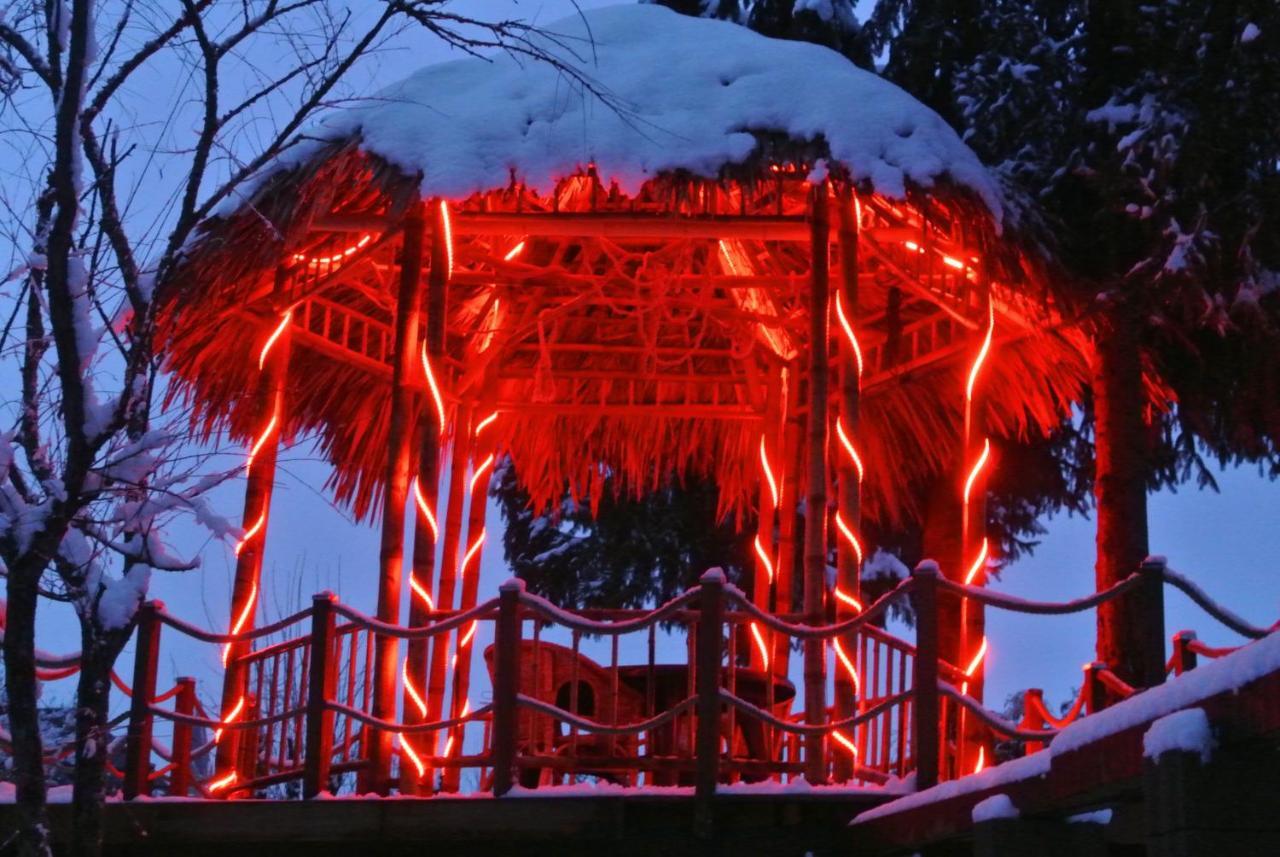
[403,660,428,717]
[459,531,486,580]
[835,418,864,482]
[397,734,426,778]
[973,746,986,773]
[213,695,246,742]
[833,587,862,613]
[221,582,258,665]
[962,438,991,507]
[439,200,454,278]
[832,638,860,694]
[208,771,238,792]
[257,312,292,370]
[502,241,526,262]
[749,623,771,670]
[834,511,864,567]
[290,234,372,267]
[964,538,989,586]
[420,343,448,436]
[411,476,439,542]
[469,454,495,496]
[832,729,859,758]
[474,411,499,436]
[834,291,864,377]
[753,536,776,584]
[965,300,995,403]
[759,435,779,507]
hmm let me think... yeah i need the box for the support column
[751,378,782,671]
[215,268,293,784]
[400,201,451,794]
[774,364,802,675]
[366,203,426,794]
[832,185,862,781]
[441,407,498,792]
[803,183,831,785]
[423,404,476,772]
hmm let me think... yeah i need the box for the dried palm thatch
[158,138,1088,532]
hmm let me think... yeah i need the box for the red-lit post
[775,363,802,674]
[124,601,162,799]
[803,182,831,785]
[911,564,940,790]
[1171,630,1198,676]
[401,200,451,794]
[367,203,426,794]
[832,184,862,781]
[694,569,725,837]
[215,267,293,782]
[750,379,781,671]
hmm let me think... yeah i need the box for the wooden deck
[11,791,890,857]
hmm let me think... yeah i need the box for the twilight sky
[3,0,1276,739]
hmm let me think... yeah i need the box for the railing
[23,555,1268,805]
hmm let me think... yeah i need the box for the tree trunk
[70,631,124,857]
[3,560,53,857]
[1093,305,1152,687]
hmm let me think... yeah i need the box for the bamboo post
[911,563,940,790]
[304,592,338,798]
[832,184,861,782]
[1171,630,1197,675]
[367,203,427,794]
[442,415,497,792]
[1138,557,1168,687]
[774,363,802,674]
[694,569,725,837]
[216,270,292,781]
[1084,662,1107,714]
[124,601,162,799]
[803,182,831,785]
[401,201,450,794]
[490,580,523,797]
[424,405,476,780]
[169,677,196,797]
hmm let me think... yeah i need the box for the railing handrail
[517,693,697,736]
[157,604,315,645]
[517,587,702,635]
[719,688,912,737]
[330,596,500,639]
[725,575,915,639]
[936,571,1145,614]
[1161,566,1272,639]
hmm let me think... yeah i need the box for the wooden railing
[32,556,1266,804]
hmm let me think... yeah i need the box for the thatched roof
[158,6,1088,529]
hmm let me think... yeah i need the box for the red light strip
[420,343,447,436]
[403,660,428,717]
[503,241,526,262]
[965,300,995,403]
[834,511,864,566]
[833,587,862,613]
[469,454,495,496]
[397,734,426,778]
[832,638,860,694]
[208,770,238,792]
[411,476,439,542]
[964,636,988,678]
[749,622,770,670]
[962,438,991,507]
[753,536,776,584]
[832,728,859,758]
[291,234,372,266]
[474,411,499,436]
[759,435,779,507]
[258,312,292,370]
[409,575,435,611]
[460,531,486,580]
[221,582,257,665]
[245,414,278,470]
[439,201,454,278]
[973,746,986,773]
[964,538,989,585]
[835,418,864,482]
[233,512,266,558]
[834,291,864,378]
[213,695,246,742]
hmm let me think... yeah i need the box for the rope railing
[719,688,912,737]
[330,596,499,640]
[1162,566,1272,639]
[516,694,697,736]
[156,604,314,645]
[724,575,914,639]
[936,572,1144,614]
[516,588,702,635]
[938,684,1059,743]
[326,699,493,735]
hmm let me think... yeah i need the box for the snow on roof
[264,4,1000,218]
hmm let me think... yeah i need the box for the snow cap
[290,4,1001,219]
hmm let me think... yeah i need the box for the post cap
[700,567,726,584]
[913,559,940,577]
[313,590,337,602]
[1172,629,1197,641]
[1141,555,1168,569]
[499,578,526,593]
[146,599,166,611]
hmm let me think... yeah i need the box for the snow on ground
[224,4,1002,220]
[1142,708,1214,763]
[851,751,1050,824]
[1068,808,1113,825]
[971,793,1018,822]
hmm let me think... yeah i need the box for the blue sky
[3,0,1277,750]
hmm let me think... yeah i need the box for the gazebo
[158,5,1086,796]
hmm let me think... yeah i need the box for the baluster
[1020,688,1046,754]
[169,677,196,798]
[1171,630,1198,675]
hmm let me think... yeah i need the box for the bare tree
[0,3,599,855]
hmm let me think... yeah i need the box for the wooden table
[617,664,795,784]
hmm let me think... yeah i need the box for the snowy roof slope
[267,4,1001,219]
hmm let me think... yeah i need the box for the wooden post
[1084,662,1107,714]
[424,405,476,781]
[1138,557,1168,687]
[832,185,861,782]
[912,563,940,790]
[1020,688,1046,755]
[216,272,292,780]
[367,202,426,794]
[401,201,450,794]
[490,579,523,797]
[694,569,725,837]
[803,182,831,785]
[442,420,497,792]
[304,592,337,798]
[124,601,162,799]
[169,677,196,797]
[1171,631,1197,675]
[774,363,802,673]
[753,379,781,621]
